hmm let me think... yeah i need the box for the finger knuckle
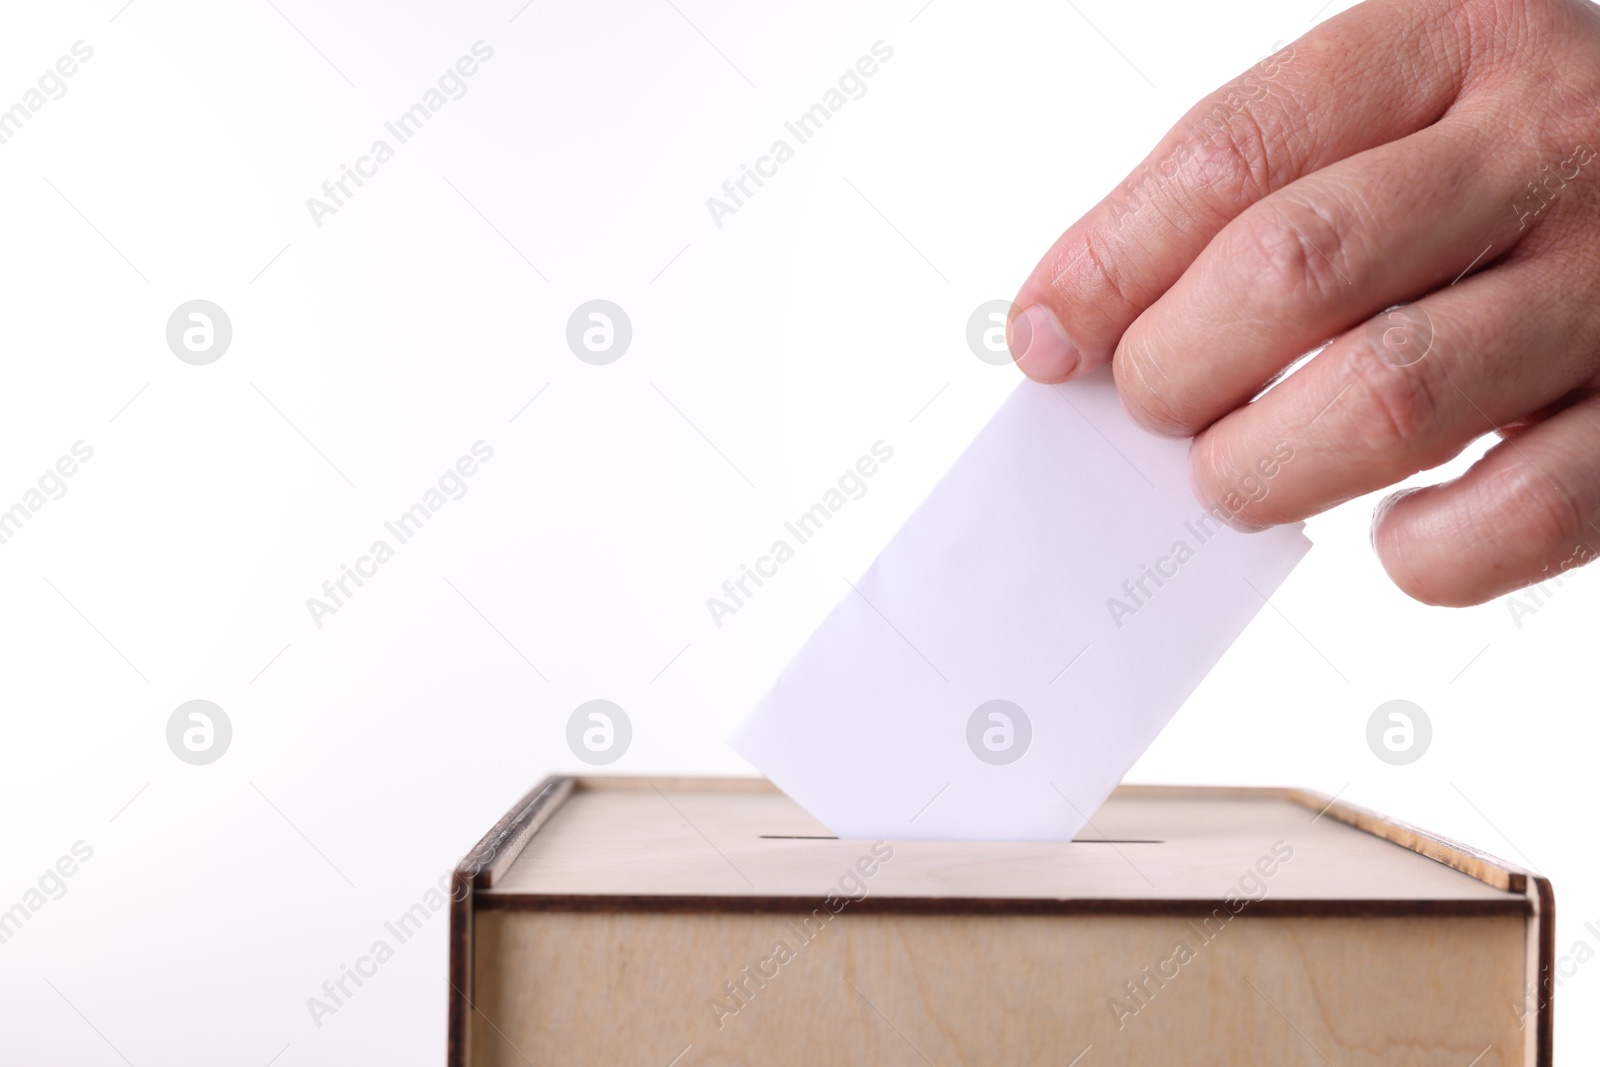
[1341,343,1445,458]
[1491,460,1589,554]
[1053,227,1141,317]
[1179,105,1277,217]
[1177,43,1318,202]
[1230,195,1354,307]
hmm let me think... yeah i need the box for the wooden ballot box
[447,777,1553,1066]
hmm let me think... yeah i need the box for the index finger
[1007,3,1471,385]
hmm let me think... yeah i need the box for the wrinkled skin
[1009,0,1600,606]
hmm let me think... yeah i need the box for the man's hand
[1007,0,1600,606]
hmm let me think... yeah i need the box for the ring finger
[1185,244,1600,530]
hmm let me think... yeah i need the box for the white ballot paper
[730,374,1311,841]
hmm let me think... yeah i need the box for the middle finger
[1113,104,1534,438]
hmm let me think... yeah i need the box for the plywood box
[448,777,1553,1066]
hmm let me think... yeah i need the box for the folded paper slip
[730,374,1311,840]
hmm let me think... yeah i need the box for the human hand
[1008,0,1600,605]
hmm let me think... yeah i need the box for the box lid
[469,777,1529,914]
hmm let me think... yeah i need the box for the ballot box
[447,777,1552,1066]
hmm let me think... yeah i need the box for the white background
[0,0,1592,1062]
